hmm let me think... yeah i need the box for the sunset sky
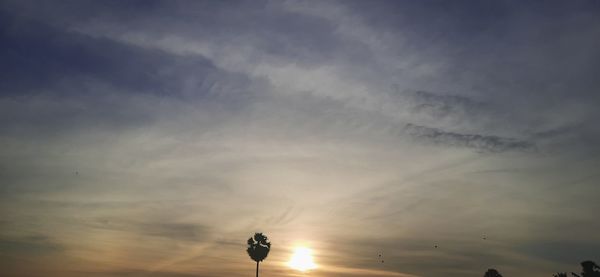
[1,1,599,276]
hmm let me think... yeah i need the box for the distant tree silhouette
[573,261,600,277]
[484,269,503,277]
[554,260,600,277]
[247,233,271,277]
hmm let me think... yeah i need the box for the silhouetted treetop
[553,260,600,277]
[247,232,271,263]
[579,261,600,277]
[484,268,503,277]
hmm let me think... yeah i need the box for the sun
[288,247,317,272]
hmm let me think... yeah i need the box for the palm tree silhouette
[484,269,503,277]
[247,232,271,277]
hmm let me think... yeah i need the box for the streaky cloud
[404,123,536,153]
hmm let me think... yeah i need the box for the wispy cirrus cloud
[403,123,536,153]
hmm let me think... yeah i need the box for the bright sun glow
[288,247,317,272]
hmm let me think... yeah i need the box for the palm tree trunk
[256,261,259,277]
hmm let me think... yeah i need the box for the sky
[1,1,599,276]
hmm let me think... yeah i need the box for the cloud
[0,9,270,143]
[403,123,535,153]
[517,240,600,265]
[400,89,489,119]
[85,218,212,242]
[0,11,212,97]
[0,235,63,255]
[80,270,201,277]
